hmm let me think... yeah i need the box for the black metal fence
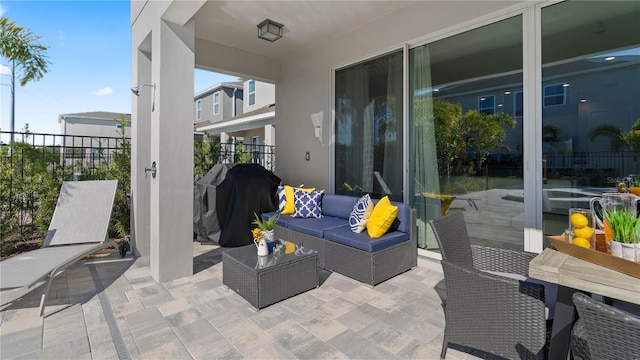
[2,131,276,246]
[543,151,640,187]
[1,131,125,177]
[1,131,127,245]
[217,142,276,172]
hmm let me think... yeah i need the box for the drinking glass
[569,208,596,250]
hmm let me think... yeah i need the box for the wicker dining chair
[570,292,640,360]
[428,211,551,360]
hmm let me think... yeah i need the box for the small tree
[108,116,131,237]
[193,134,219,181]
[432,99,466,180]
[460,110,516,174]
[621,119,640,158]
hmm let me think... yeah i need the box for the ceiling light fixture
[257,19,284,42]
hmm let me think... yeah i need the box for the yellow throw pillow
[367,196,398,238]
[283,185,315,214]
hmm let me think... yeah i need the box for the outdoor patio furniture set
[429,210,640,360]
[428,210,552,360]
[222,241,319,310]
[262,193,417,287]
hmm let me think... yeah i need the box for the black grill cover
[193,163,280,247]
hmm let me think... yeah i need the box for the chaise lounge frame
[0,180,118,316]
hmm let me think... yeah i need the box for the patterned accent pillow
[349,194,374,233]
[283,185,315,214]
[292,189,324,218]
[277,186,286,212]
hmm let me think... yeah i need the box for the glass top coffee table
[222,240,319,310]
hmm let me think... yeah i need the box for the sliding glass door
[332,0,640,254]
[409,16,525,251]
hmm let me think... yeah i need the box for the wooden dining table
[529,248,640,360]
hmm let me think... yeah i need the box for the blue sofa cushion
[324,226,409,252]
[264,195,412,248]
[322,194,358,219]
[288,217,348,238]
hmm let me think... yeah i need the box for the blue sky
[0,1,238,135]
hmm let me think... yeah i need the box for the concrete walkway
[1,243,490,360]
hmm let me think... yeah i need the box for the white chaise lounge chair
[0,180,118,316]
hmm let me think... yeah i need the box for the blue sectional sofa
[263,194,417,286]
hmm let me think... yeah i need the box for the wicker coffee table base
[223,245,319,310]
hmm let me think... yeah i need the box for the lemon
[572,237,591,249]
[570,213,589,228]
[284,241,296,255]
[573,226,593,239]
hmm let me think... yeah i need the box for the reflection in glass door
[541,1,640,240]
[410,16,525,251]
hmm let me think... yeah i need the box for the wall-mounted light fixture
[131,83,157,112]
[311,112,323,141]
[257,19,284,42]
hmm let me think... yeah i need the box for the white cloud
[0,5,6,17]
[95,87,113,96]
[0,64,11,75]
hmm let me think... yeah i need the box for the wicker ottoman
[222,243,318,310]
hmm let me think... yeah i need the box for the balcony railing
[218,142,275,172]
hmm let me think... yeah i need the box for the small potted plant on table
[252,212,280,252]
[603,208,639,262]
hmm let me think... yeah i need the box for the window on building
[478,95,495,114]
[214,92,220,115]
[514,91,523,118]
[91,148,102,161]
[543,84,566,107]
[249,80,256,106]
[196,99,202,120]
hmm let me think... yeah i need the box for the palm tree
[590,119,640,156]
[0,16,50,86]
[590,119,640,175]
[1,16,50,139]
[589,124,625,153]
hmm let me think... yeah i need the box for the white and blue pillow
[292,189,324,218]
[349,194,374,233]
[277,185,286,212]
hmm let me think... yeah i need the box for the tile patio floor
[0,243,492,360]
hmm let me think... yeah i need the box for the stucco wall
[195,87,241,124]
[63,118,131,138]
[244,80,275,113]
